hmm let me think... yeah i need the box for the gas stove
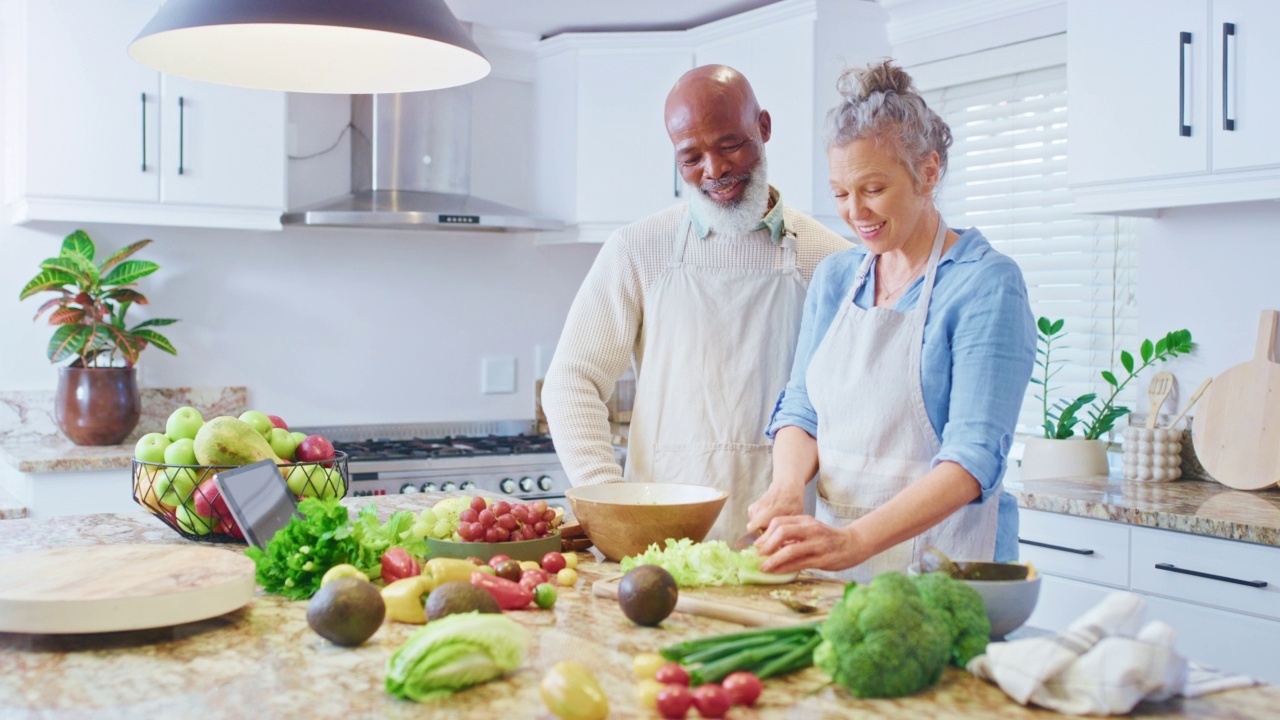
[294,420,570,508]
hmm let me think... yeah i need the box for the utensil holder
[1121,427,1182,482]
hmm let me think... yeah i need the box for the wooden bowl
[565,483,727,562]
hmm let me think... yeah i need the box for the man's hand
[746,481,806,534]
[754,516,866,574]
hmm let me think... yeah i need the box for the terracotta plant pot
[1020,437,1110,481]
[55,366,141,446]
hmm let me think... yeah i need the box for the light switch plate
[482,356,517,394]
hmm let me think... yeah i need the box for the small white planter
[1020,437,1110,481]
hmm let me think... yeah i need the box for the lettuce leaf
[245,497,375,600]
[386,612,528,701]
[350,504,429,578]
[620,538,798,587]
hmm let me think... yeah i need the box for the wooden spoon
[1165,377,1212,431]
[1145,371,1175,429]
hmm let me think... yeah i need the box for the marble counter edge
[0,442,133,474]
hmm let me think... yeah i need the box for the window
[924,63,1140,440]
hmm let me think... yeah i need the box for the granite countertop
[1006,471,1280,547]
[0,438,135,474]
[0,494,1275,719]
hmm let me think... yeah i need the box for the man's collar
[689,186,787,244]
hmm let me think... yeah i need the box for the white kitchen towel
[967,592,1260,715]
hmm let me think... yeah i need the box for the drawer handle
[1222,22,1236,131]
[1154,563,1267,589]
[1018,538,1095,555]
[1179,31,1192,137]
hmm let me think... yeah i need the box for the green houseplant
[1022,317,1194,480]
[18,230,179,445]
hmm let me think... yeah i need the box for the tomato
[722,671,763,707]
[636,678,665,709]
[632,652,665,680]
[541,551,567,574]
[556,568,579,587]
[563,552,579,570]
[488,554,511,569]
[540,661,609,720]
[534,583,558,609]
[519,560,541,572]
[654,662,690,686]
[495,559,523,582]
[655,685,694,719]
[692,684,731,719]
[520,568,551,591]
[470,570,533,610]
[379,547,420,585]
[319,563,366,587]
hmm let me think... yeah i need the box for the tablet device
[214,459,301,550]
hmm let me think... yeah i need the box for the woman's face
[828,137,939,255]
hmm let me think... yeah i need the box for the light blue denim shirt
[766,227,1036,562]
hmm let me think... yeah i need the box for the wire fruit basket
[131,452,350,543]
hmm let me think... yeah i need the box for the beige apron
[806,216,998,583]
[626,212,808,542]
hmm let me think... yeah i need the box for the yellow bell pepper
[422,558,479,591]
[540,661,609,720]
[381,576,431,624]
[320,563,367,587]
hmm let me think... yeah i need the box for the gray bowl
[908,563,1041,637]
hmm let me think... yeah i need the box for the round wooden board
[0,544,256,634]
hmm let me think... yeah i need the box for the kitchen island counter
[0,494,1274,719]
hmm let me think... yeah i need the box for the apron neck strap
[848,213,949,308]
[670,214,695,268]
[780,232,798,273]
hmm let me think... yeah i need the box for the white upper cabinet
[1068,0,1280,215]
[533,0,889,243]
[2,0,286,229]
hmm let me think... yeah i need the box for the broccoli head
[912,572,991,667]
[813,572,951,698]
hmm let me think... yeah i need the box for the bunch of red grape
[456,496,559,543]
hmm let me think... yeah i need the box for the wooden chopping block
[1193,309,1280,490]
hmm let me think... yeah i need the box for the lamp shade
[128,0,490,94]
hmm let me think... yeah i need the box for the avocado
[618,565,679,627]
[306,577,385,646]
[425,581,501,621]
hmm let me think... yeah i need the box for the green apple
[289,431,308,448]
[134,433,171,463]
[318,468,346,499]
[155,467,200,506]
[163,437,198,466]
[238,411,274,439]
[267,427,299,461]
[165,406,204,442]
[175,502,215,535]
[285,464,321,496]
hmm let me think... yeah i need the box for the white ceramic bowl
[908,562,1042,637]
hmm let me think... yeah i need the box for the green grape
[433,518,453,539]
[418,508,439,526]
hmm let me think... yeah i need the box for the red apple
[266,414,289,430]
[192,477,232,525]
[295,435,335,466]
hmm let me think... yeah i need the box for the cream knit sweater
[542,201,851,487]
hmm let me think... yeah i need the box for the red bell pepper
[471,570,533,610]
[380,547,421,585]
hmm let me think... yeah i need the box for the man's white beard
[684,154,771,237]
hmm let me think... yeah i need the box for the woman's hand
[754,516,866,574]
[746,481,806,534]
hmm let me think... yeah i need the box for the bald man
[542,66,850,542]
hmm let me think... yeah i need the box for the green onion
[755,634,822,679]
[660,623,820,661]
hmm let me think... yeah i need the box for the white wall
[1137,201,1280,403]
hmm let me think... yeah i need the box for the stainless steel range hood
[282,91,562,232]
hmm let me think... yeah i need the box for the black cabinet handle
[1155,563,1266,588]
[1179,31,1193,137]
[140,93,147,172]
[178,96,186,175]
[1223,22,1236,131]
[1018,538,1095,555]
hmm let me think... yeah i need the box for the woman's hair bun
[837,59,916,103]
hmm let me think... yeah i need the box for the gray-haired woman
[746,60,1036,582]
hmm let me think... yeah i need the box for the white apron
[626,212,808,542]
[806,216,998,583]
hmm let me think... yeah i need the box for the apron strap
[915,214,949,320]
[780,232,798,274]
[670,213,694,268]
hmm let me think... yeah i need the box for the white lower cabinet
[1019,508,1280,684]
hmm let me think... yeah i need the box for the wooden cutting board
[1193,310,1280,491]
[592,573,847,627]
[0,544,256,634]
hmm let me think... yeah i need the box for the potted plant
[18,230,179,446]
[1022,317,1194,481]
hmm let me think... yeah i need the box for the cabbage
[620,539,798,587]
[386,612,528,702]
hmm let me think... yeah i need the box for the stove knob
[500,478,516,494]
[399,484,420,494]
[460,481,477,491]
[519,477,534,493]
[421,482,437,493]
[441,481,458,492]
[537,476,553,492]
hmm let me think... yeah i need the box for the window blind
[925,65,1139,439]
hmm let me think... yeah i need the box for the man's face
[667,99,771,207]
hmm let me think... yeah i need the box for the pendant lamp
[128,0,490,94]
